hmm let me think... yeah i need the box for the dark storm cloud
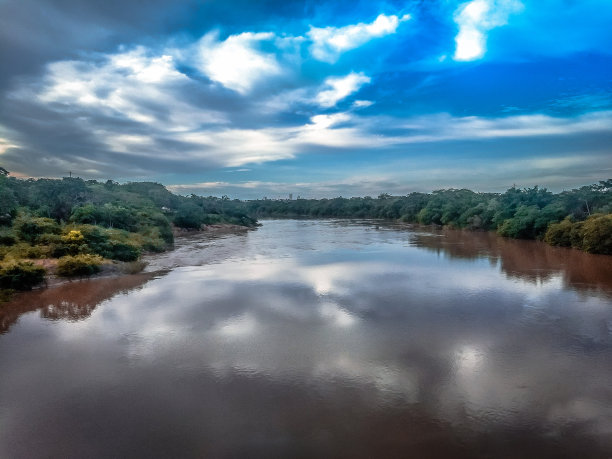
[0,0,195,90]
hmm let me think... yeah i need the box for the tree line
[1,171,610,292]
[231,180,612,254]
[0,173,256,290]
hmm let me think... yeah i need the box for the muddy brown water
[1,220,611,458]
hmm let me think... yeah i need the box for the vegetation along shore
[0,168,610,294]
[0,171,257,294]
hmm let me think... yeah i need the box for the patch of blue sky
[0,0,610,196]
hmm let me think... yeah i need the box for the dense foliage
[56,254,104,277]
[0,173,257,290]
[545,214,612,254]
[234,180,612,254]
[0,261,46,290]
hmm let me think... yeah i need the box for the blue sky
[0,0,610,198]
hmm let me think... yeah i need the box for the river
[1,219,611,458]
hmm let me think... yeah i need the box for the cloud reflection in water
[0,220,611,457]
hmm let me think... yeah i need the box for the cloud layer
[0,0,611,196]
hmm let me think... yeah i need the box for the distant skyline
[0,0,611,198]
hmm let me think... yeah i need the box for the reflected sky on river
[1,220,611,458]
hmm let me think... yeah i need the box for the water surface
[1,220,611,458]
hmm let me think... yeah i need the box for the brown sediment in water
[406,225,612,295]
[172,223,253,237]
[22,258,147,288]
[1,220,611,458]
[1,225,251,298]
[0,271,159,334]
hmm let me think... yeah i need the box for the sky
[0,0,611,198]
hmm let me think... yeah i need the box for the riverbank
[0,223,255,300]
[172,223,255,237]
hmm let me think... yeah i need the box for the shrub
[0,261,46,290]
[174,202,203,229]
[581,214,612,254]
[0,229,16,246]
[70,224,111,255]
[50,244,71,258]
[136,227,167,252]
[14,216,61,243]
[37,233,63,245]
[544,214,612,254]
[62,230,85,244]
[141,237,165,253]
[6,243,47,259]
[75,224,109,245]
[150,214,174,243]
[105,242,140,261]
[56,254,103,277]
[544,218,574,247]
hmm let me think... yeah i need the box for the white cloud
[34,48,223,132]
[315,72,371,108]
[7,22,611,181]
[196,31,282,94]
[110,49,185,84]
[167,110,612,169]
[353,100,374,108]
[38,48,187,108]
[215,313,257,338]
[13,44,385,169]
[261,73,371,112]
[453,0,523,61]
[398,110,612,141]
[308,13,411,63]
[168,182,228,191]
[309,112,352,129]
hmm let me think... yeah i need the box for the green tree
[174,202,203,229]
[14,216,61,243]
[581,214,612,254]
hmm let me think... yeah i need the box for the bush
[6,243,47,259]
[544,214,612,254]
[104,242,140,261]
[50,244,71,258]
[37,233,63,245]
[544,218,574,247]
[0,261,46,290]
[0,229,16,246]
[62,230,85,244]
[56,254,103,277]
[141,236,166,253]
[174,202,203,229]
[14,216,61,243]
[581,214,612,254]
[150,214,174,243]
